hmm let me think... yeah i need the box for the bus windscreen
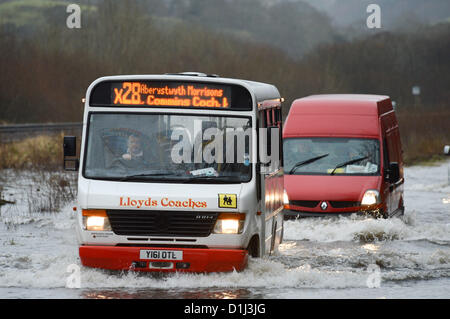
[89,80,252,110]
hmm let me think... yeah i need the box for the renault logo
[320,201,328,210]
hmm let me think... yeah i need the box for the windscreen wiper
[182,175,237,183]
[288,154,329,174]
[119,170,181,181]
[330,156,369,175]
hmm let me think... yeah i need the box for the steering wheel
[108,157,129,170]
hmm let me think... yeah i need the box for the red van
[283,94,404,219]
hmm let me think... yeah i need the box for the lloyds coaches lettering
[119,196,207,209]
[161,197,207,208]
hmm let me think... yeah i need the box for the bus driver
[122,134,144,161]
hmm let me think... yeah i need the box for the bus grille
[106,210,218,237]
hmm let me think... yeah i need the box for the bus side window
[269,107,283,168]
[260,106,281,171]
[275,108,283,166]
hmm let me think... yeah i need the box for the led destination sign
[89,80,252,110]
[112,82,231,108]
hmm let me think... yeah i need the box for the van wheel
[399,197,405,216]
[246,235,260,258]
[377,209,389,219]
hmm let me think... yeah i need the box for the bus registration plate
[140,250,183,261]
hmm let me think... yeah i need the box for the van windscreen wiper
[288,154,329,174]
[330,156,369,175]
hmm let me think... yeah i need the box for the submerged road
[0,160,449,298]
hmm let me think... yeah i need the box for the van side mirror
[63,136,79,171]
[387,162,400,183]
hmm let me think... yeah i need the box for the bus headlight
[361,190,380,206]
[82,209,112,231]
[213,213,245,234]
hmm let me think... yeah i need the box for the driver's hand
[122,153,131,160]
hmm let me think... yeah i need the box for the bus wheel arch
[246,234,261,258]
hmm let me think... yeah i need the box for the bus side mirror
[63,136,79,171]
[64,136,76,157]
[387,162,400,183]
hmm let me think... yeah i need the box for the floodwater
[0,160,449,299]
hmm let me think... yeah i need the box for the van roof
[283,94,393,138]
[289,94,392,115]
[303,94,388,101]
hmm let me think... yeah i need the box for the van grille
[289,200,320,208]
[329,201,360,208]
[106,210,218,237]
[288,201,361,209]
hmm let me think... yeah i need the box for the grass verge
[397,107,450,166]
[0,133,63,170]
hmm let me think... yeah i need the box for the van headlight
[82,209,112,231]
[213,213,245,234]
[283,189,289,205]
[361,190,380,206]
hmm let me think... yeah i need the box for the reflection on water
[81,288,255,299]
[362,243,381,252]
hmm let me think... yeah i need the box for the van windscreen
[284,137,380,175]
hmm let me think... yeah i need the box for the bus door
[258,100,284,255]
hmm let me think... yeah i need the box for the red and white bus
[63,72,284,272]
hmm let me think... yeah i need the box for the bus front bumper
[79,246,248,273]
